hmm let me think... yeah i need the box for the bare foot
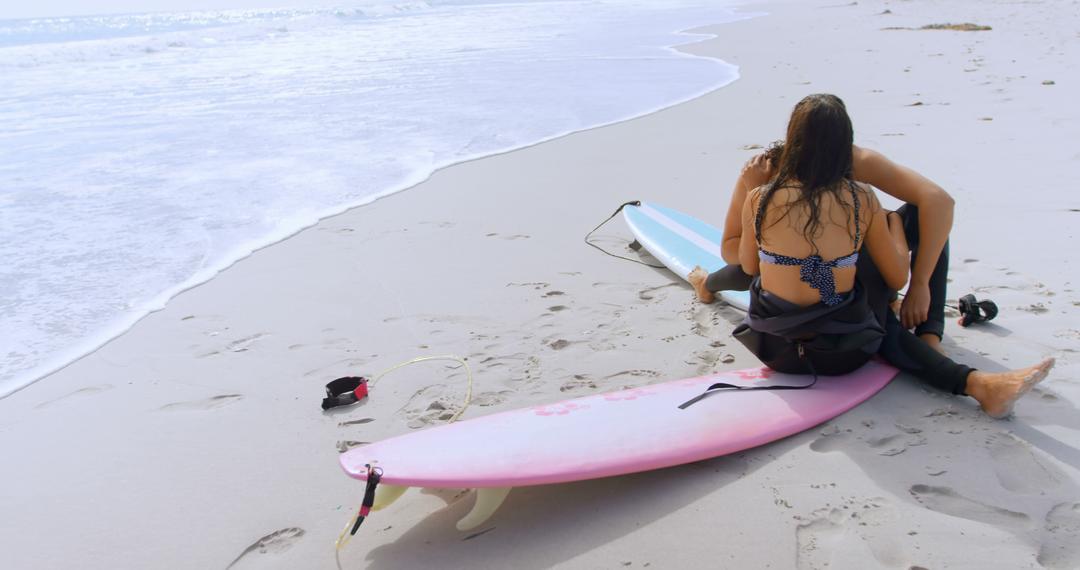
[919,333,946,355]
[966,358,1055,419]
[688,266,714,304]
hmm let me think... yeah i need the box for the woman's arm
[852,145,953,326]
[738,187,763,276]
[861,187,909,291]
[722,154,774,264]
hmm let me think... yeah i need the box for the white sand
[3,0,1079,568]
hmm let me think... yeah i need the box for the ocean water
[0,0,747,397]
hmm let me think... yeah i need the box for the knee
[898,204,921,244]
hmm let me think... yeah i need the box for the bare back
[745,181,872,306]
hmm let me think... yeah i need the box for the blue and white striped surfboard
[622,201,751,311]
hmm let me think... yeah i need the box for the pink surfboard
[339,360,898,529]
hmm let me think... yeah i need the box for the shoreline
[2,1,1078,568]
[1,6,751,400]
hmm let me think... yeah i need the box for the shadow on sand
[354,447,784,569]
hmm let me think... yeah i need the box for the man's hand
[740,153,775,190]
[901,281,931,329]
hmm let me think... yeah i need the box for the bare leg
[688,266,715,304]
[964,358,1055,419]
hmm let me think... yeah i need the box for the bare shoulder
[853,144,951,205]
[850,180,881,213]
[852,180,876,200]
[851,145,891,181]
[746,184,769,206]
[852,144,882,163]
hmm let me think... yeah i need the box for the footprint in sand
[908,484,1031,529]
[518,355,542,385]
[809,425,853,452]
[795,498,907,569]
[894,421,923,435]
[35,384,113,409]
[226,527,305,569]
[868,432,928,457]
[338,418,375,427]
[867,434,908,456]
[986,432,1061,493]
[403,388,464,428]
[586,337,618,352]
[688,349,721,375]
[506,281,550,290]
[637,282,679,301]
[812,425,926,457]
[471,391,511,407]
[197,333,269,358]
[1038,502,1080,569]
[1019,303,1050,314]
[1053,329,1080,340]
[159,394,243,412]
[547,339,572,350]
[689,306,718,337]
[336,440,369,453]
[225,333,269,353]
[474,352,527,370]
[559,374,598,392]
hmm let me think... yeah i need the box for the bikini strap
[848,179,862,248]
[753,185,767,244]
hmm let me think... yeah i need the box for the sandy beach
[3,0,1079,568]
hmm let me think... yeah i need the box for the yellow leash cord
[369,354,474,423]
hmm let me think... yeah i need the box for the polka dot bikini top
[756,181,861,307]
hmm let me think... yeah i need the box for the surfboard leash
[332,354,474,565]
[323,354,475,422]
[334,465,382,568]
[894,292,999,328]
[584,200,666,269]
[678,344,819,409]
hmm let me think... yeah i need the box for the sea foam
[0,0,748,397]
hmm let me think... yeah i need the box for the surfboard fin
[457,487,511,531]
[372,485,408,511]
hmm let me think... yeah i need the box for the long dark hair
[754,94,857,251]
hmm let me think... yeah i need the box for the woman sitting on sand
[710,93,1053,418]
[695,136,954,353]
